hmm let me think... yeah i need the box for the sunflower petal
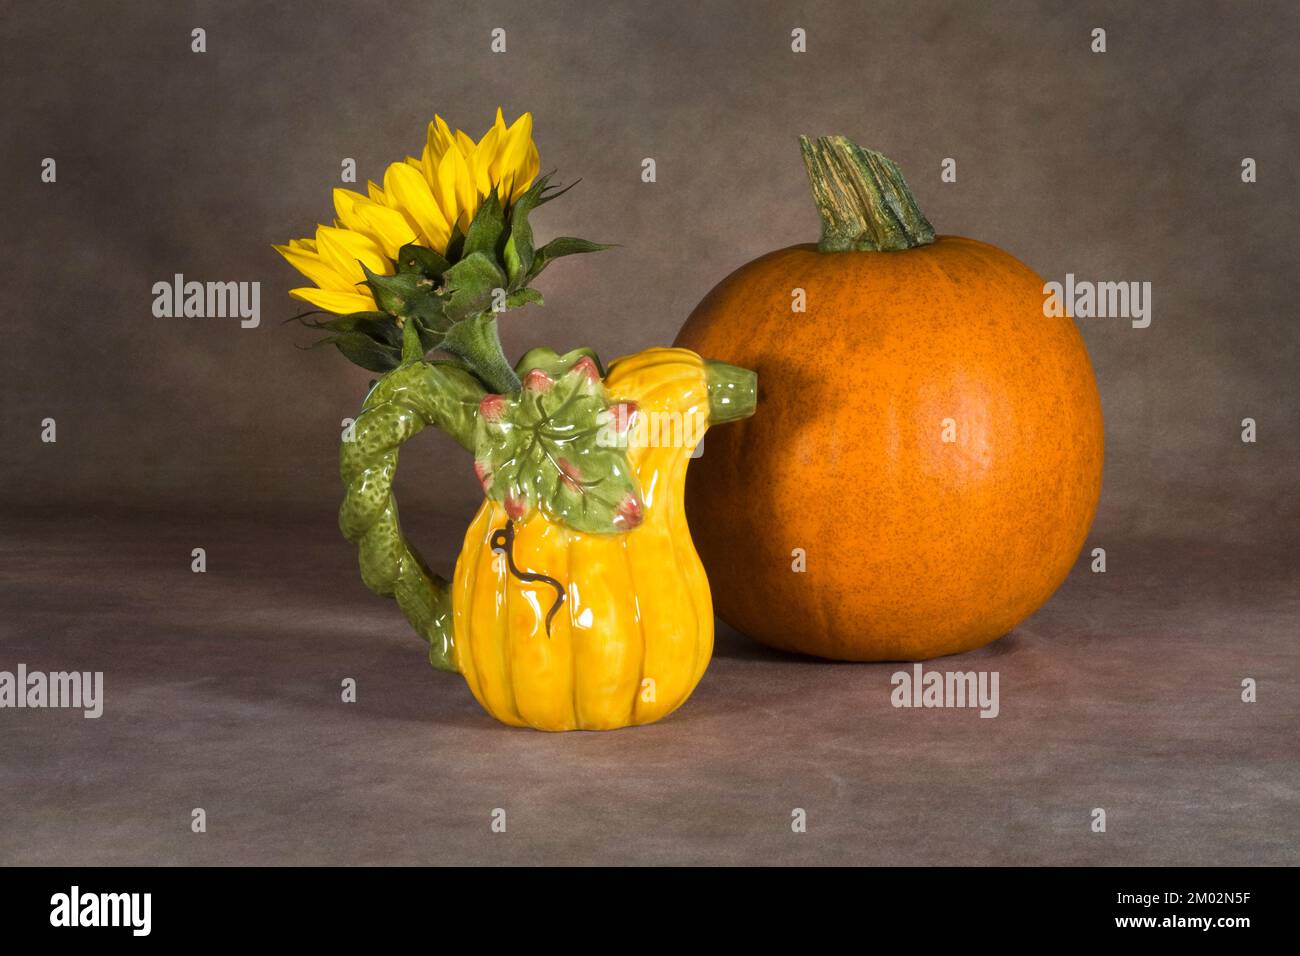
[315,225,390,285]
[425,116,457,175]
[274,242,354,292]
[454,129,476,160]
[510,141,541,203]
[496,112,535,200]
[332,188,366,231]
[334,189,418,259]
[435,146,479,233]
[420,142,436,185]
[472,124,501,198]
[356,202,419,259]
[383,161,452,252]
[289,286,376,315]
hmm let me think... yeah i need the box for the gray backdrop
[1,1,1296,866]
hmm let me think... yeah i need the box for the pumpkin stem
[799,135,935,252]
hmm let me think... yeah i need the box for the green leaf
[440,251,506,321]
[400,318,424,364]
[537,176,580,206]
[396,243,450,279]
[505,288,544,310]
[410,313,447,353]
[513,346,604,379]
[527,237,614,281]
[462,192,505,260]
[362,264,450,331]
[362,265,431,314]
[298,310,408,372]
[306,311,403,347]
[502,174,551,287]
[547,444,640,533]
[443,226,466,264]
[473,360,641,534]
[314,331,401,372]
[409,294,450,332]
[502,240,527,289]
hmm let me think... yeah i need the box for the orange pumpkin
[674,136,1103,661]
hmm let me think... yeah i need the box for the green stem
[440,312,522,394]
[799,135,935,252]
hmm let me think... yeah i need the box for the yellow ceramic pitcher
[339,346,756,731]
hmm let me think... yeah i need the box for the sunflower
[275,109,540,316]
[277,108,607,384]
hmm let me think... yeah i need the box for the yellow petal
[382,161,451,252]
[357,201,419,258]
[334,189,417,258]
[509,141,541,203]
[366,180,386,203]
[315,225,389,285]
[328,227,391,274]
[435,146,479,233]
[332,188,365,231]
[425,116,457,174]
[472,124,501,198]
[420,142,437,186]
[496,112,535,200]
[274,242,353,292]
[289,287,376,315]
[454,129,476,160]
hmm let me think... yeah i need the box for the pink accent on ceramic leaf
[613,494,644,529]
[522,369,554,392]
[570,355,601,382]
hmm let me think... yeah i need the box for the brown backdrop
[5,0,1297,539]
[1,1,1296,866]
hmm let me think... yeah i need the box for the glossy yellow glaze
[451,348,716,731]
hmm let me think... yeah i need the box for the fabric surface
[0,509,1294,865]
